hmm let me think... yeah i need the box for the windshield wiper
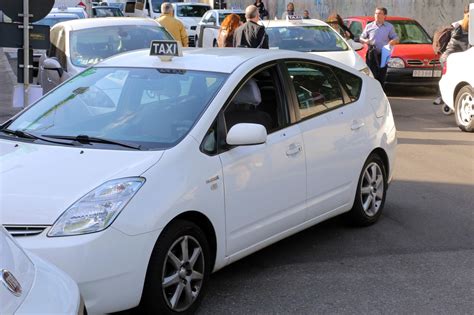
[0,129,74,145]
[44,134,142,150]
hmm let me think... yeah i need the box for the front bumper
[385,67,442,86]
[16,227,162,314]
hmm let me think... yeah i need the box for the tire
[442,104,454,115]
[454,85,474,132]
[344,154,387,226]
[142,220,211,314]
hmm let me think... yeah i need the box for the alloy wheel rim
[162,235,205,312]
[360,162,384,217]
[457,92,473,126]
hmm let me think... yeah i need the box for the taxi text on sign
[150,40,182,56]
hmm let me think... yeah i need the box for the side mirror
[349,39,364,51]
[43,58,63,78]
[227,123,267,146]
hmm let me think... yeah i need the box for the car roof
[208,9,245,14]
[52,7,85,12]
[261,19,329,27]
[99,48,300,74]
[173,2,211,6]
[346,16,415,21]
[52,17,161,31]
[44,13,79,18]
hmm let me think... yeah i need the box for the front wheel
[454,85,474,132]
[344,154,387,226]
[142,220,211,314]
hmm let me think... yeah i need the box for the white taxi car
[39,17,173,94]
[1,226,83,314]
[262,18,371,76]
[439,4,473,132]
[1,42,396,314]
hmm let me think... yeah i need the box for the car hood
[0,140,163,225]
[178,16,201,26]
[392,44,438,60]
[311,50,366,71]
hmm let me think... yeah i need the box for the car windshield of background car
[219,12,246,24]
[34,16,78,27]
[267,26,349,52]
[6,67,228,150]
[70,25,172,67]
[390,20,431,44]
[94,7,124,17]
[151,0,181,13]
[176,5,211,17]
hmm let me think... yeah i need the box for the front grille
[407,59,423,66]
[430,59,440,66]
[4,225,49,237]
[188,35,195,47]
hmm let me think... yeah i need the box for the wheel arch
[453,82,471,104]
[370,147,390,178]
[168,210,218,271]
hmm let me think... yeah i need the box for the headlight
[360,66,373,77]
[387,57,405,68]
[48,177,145,237]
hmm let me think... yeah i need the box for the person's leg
[378,66,387,86]
[433,58,445,105]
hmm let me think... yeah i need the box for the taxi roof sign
[287,15,304,21]
[150,40,182,62]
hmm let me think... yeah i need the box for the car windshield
[389,20,432,44]
[175,5,211,17]
[6,67,228,150]
[34,16,78,27]
[219,13,246,24]
[94,7,124,17]
[266,25,349,52]
[70,25,172,68]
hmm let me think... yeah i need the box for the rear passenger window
[332,68,363,102]
[286,62,344,119]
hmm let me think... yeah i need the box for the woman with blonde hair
[217,14,242,47]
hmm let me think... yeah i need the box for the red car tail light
[442,62,447,75]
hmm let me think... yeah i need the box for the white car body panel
[197,9,245,47]
[2,48,396,314]
[0,227,81,314]
[439,48,474,109]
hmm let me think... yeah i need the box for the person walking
[281,2,295,19]
[254,0,268,20]
[326,13,354,40]
[359,7,399,85]
[434,5,470,105]
[233,5,269,49]
[217,13,241,47]
[156,2,189,47]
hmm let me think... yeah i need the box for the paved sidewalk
[0,47,21,123]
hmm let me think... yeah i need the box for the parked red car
[344,16,441,87]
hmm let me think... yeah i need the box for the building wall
[227,0,472,35]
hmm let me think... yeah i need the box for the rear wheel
[142,220,210,314]
[344,154,387,226]
[454,85,474,132]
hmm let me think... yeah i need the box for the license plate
[433,70,442,77]
[413,70,434,77]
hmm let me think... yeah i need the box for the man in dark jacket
[233,5,269,49]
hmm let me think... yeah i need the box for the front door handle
[286,143,302,157]
[351,120,365,130]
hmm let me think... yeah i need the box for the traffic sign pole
[23,0,29,108]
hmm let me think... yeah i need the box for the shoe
[433,97,444,105]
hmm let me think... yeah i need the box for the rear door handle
[286,143,302,157]
[351,120,365,130]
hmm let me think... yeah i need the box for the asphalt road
[193,87,474,315]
